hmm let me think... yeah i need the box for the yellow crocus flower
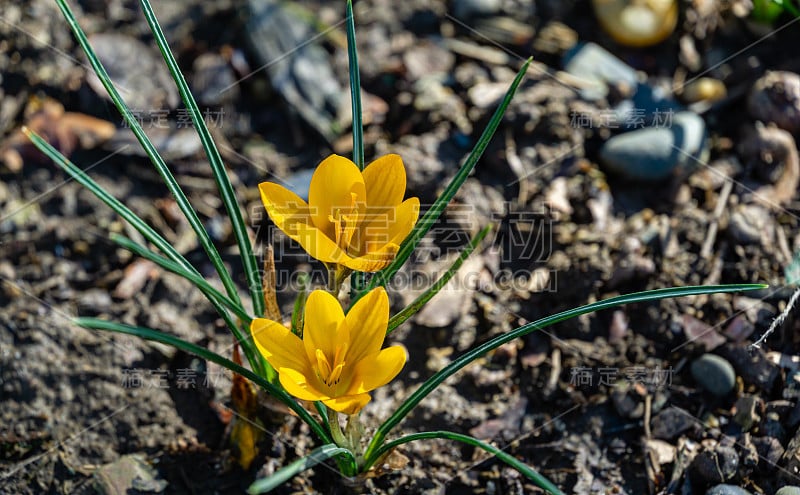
[250,287,406,415]
[258,154,420,272]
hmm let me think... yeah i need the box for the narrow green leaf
[110,234,251,322]
[24,128,263,374]
[345,0,364,170]
[73,317,331,444]
[360,58,532,298]
[364,431,564,495]
[138,0,266,318]
[113,233,262,372]
[387,226,490,333]
[54,0,245,319]
[364,284,766,461]
[346,0,367,300]
[247,444,355,494]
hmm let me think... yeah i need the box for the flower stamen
[328,193,360,251]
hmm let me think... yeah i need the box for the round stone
[706,485,752,495]
[691,354,736,397]
[599,111,708,181]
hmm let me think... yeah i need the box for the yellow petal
[362,154,406,208]
[260,181,354,263]
[349,346,407,394]
[385,197,420,245]
[323,393,372,415]
[340,243,400,272]
[359,197,420,255]
[308,155,366,238]
[344,287,389,364]
[278,367,329,402]
[250,318,306,372]
[290,220,352,264]
[258,181,311,236]
[302,290,346,365]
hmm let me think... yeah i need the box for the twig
[751,286,800,349]
[700,179,733,259]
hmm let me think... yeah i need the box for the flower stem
[326,408,348,447]
[326,264,340,295]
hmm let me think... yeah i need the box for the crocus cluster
[251,154,418,414]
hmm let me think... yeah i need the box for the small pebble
[592,0,678,47]
[733,395,761,431]
[748,71,800,134]
[691,354,736,397]
[651,406,696,440]
[599,111,708,181]
[691,446,739,484]
[682,78,727,105]
[706,485,752,495]
[776,487,800,495]
[563,42,637,100]
[453,0,502,19]
[752,436,784,473]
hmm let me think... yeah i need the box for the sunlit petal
[303,290,345,364]
[323,393,371,415]
[308,155,366,238]
[385,197,420,245]
[250,318,305,372]
[290,221,351,264]
[362,154,406,208]
[340,244,399,272]
[278,367,328,402]
[349,346,407,394]
[345,287,389,363]
[258,182,311,235]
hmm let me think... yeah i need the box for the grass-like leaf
[346,0,364,170]
[23,127,263,374]
[346,0,367,298]
[386,226,490,333]
[54,0,245,324]
[73,317,331,444]
[110,234,251,322]
[363,283,767,462]
[139,0,266,319]
[247,444,356,494]
[360,58,532,298]
[364,431,564,495]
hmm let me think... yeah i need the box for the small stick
[700,179,733,259]
[751,287,800,349]
[262,245,281,321]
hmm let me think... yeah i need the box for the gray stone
[705,485,752,495]
[453,0,503,19]
[777,487,800,495]
[93,454,168,495]
[691,354,736,397]
[599,111,708,181]
[691,446,739,484]
[563,42,637,100]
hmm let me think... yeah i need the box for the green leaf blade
[247,444,355,494]
[74,317,331,444]
[387,226,490,332]
[346,0,364,170]
[365,284,766,459]
[138,0,266,319]
[365,431,564,495]
[362,58,532,297]
[53,0,245,314]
